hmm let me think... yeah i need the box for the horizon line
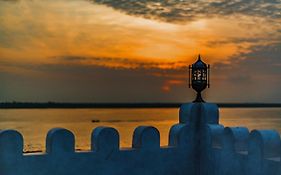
[1,102,281,109]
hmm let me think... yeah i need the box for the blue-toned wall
[0,103,280,175]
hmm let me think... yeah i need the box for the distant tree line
[0,102,281,109]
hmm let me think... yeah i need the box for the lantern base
[193,92,205,103]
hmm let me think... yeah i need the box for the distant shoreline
[0,102,281,109]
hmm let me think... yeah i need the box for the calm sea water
[0,108,280,152]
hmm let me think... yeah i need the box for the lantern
[188,55,210,102]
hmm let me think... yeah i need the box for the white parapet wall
[0,103,280,175]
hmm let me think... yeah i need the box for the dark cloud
[58,56,89,61]
[205,37,273,47]
[207,42,281,102]
[0,61,190,102]
[1,42,281,103]
[213,43,281,82]
[223,42,281,74]
[1,0,280,102]
[93,0,281,23]
[52,55,188,69]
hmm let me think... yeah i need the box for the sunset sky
[0,0,281,102]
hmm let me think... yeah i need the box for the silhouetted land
[0,102,281,109]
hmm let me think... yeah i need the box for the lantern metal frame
[188,55,210,103]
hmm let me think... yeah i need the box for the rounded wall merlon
[249,129,281,159]
[222,127,249,152]
[1,105,281,175]
[0,125,190,158]
[206,124,224,148]
[46,128,75,154]
[132,126,160,149]
[91,127,119,153]
[0,130,23,158]
[247,130,281,175]
[212,127,281,158]
[168,123,190,147]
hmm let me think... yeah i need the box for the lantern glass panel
[192,69,207,81]
[202,69,207,81]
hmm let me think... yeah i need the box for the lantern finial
[188,55,210,103]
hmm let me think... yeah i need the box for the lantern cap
[192,54,207,69]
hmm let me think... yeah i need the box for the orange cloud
[0,0,280,72]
